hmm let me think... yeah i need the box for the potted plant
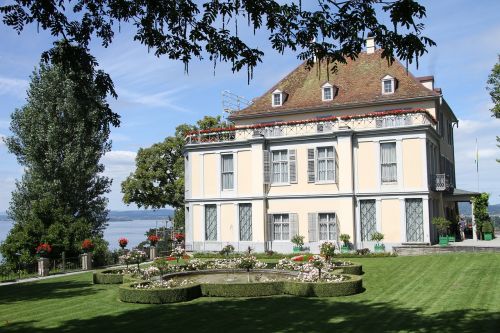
[371,232,385,252]
[148,234,160,247]
[482,222,494,241]
[36,243,52,258]
[320,242,335,262]
[291,235,305,253]
[174,233,185,243]
[432,217,451,246]
[339,234,350,253]
[81,239,94,270]
[81,239,94,253]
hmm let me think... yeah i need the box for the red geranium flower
[36,243,52,257]
[148,235,160,246]
[81,239,95,253]
[174,233,185,242]
[118,237,128,249]
[291,255,305,262]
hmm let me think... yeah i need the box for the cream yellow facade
[184,47,462,253]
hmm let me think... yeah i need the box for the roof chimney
[417,76,435,90]
[366,33,375,54]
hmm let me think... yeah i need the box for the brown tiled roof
[230,50,439,119]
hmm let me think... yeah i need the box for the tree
[1,1,435,81]
[121,116,227,230]
[471,193,491,240]
[0,42,119,264]
[486,55,500,162]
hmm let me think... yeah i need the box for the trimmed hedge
[283,275,362,297]
[118,270,363,304]
[119,283,201,304]
[336,264,363,275]
[93,270,124,284]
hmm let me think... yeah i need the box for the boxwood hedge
[93,270,124,284]
[119,272,363,303]
[336,264,363,275]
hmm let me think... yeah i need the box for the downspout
[351,131,358,250]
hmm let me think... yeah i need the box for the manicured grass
[1,253,500,332]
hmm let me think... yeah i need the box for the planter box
[374,244,385,253]
[484,233,493,241]
[439,236,449,246]
[341,245,350,254]
[448,235,455,243]
[292,246,302,253]
[38,258,50,277]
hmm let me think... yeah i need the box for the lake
[0,219,168,259]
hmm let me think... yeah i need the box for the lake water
[0,219,167,259]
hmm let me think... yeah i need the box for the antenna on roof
[222,90,252,115]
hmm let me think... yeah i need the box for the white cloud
[102,150,136,165]
[0,120,9,129]
[0,76,28,98]
[0,134,6,147]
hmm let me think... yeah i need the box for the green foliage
[432,217,452,236]
[121,116,227,214]
[472,193,491,238]
[0,42,118,264]
[119,283,202,304]
[336,264,363,276]
[201,282,284,298]
[487,55,500,119]
[1,1,435,81]
[291,235,305,247]
[482,222,494,234]
[370,232,385,244]
[93,270,124,284]
[219,245,235,256]
[320,242,336,262]
[340,234,351,245]
[283,276,362,297]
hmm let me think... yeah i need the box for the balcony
[434,174,451,191]
[185,109,436,145]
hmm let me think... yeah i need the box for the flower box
[484,233,493,241]
[341,246,350,254]
[293,246,302,253]
[439,236,449,246]
[374,244,385,253]
[448,235,455,243]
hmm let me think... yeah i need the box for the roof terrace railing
[185,109,436,145]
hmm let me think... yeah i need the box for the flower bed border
[93,270,124,284]
[118,269,363,304]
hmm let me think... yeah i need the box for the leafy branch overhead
[1,0,435,80]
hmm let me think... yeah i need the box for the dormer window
[321,83,337,101]
[381,75,395,94]
[272,89,283,107]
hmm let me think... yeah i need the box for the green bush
[93,270,124,284]
[482,222,494,233]
[201,282,284,297]
[283,275,362,297]
[336,264,363,275]
[119,283,201,304]
[192,252,313,260]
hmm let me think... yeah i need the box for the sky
[0,0,499,213]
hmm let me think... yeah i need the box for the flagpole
[476,138,479,192]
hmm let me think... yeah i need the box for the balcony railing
[185,109,436,144]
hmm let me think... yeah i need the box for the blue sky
[0,0,499,212]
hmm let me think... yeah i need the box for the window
[273,93,281,106]
[317,147,335,181]
[272,150,288,183]
[380,142,397,183]
[323,87,332,101]
[221,154,234,190]
[239,204,252,241]
[318,213,337,241]
[273,214,290,240]
[447,121,453,145]
[205,205,217,241]
[360,200,376,241]
[381,75,395,94]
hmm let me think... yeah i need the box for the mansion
[183,37,471,253]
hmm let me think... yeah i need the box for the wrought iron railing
[434,173,451,191]
[186,110,436,144]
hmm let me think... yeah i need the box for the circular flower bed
[118,256,363,304]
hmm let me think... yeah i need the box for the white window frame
[272,89,283,107]
[220,153,234,190]
[271,149,289,184]
[318,212,337,241]
[381,75,395,94]
[321,83,334,101]
[380,141,397,184]
[316,146,335,182]
[273,213,290,241]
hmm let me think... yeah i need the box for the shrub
[201,282,284,297]
[291,235,305,248]
[431,217,451,236]
[356,248,370,255]
[119,283,201,304]
[93,270,124,284]
[339,234,350,246]
[118,238,128,249]
[320,242,335,262]
[371,232,385,244]
[336,264,363,275]
[219,244,235,256]
[283,275,362,297]
[482,222,494,234]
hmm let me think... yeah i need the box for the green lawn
[1,253,500,332]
